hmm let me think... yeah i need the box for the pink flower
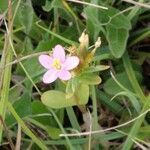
[39,45,79,84]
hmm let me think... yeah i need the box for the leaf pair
[41,84,89,109]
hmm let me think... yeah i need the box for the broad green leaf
[46,126,61,139]
[41,84,89,109]
[104,7,131,58]
[36,39,52,51]
[84,5,131,58]
[6,93,32,126]
[31,101,52,126]
[66,79,74,94]
[98,6,131,30]
[9,85,23,103]
[83,65,110,73]
[42,0,63,12]
[84,6,131,41]
[84,4,102,41]
[23,37,33,53]
[106,8,131,29]
[16,57,43,78]
[106,25,129,58]
[66,78,78,95]
[20,0,34,34]
[78,73,101,85]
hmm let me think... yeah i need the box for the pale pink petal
[43,69,58,83]
[53,45,65,62]
[39,55,53,69]
[58,70,71,81]
[63,56,79,70]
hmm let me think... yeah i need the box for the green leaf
[107,8,131,30]
[20,0,34,34]
[66,78,79,96]
[138,126,150,139]
[6,93,32,126]
[35,39,52,51]
[84,5,131,58]
[23,37,33,53]
[31,101,52,126]
[111,91,141,113]
[83,65,110,73]
[46,126,61,139]
[41,84,89,109]
[0,1,7,11]
[106,25,129,58]
[78,73,102,85]
[97,90,123,116]
[84,3,102,41]
[66,79,74,94]
[104,72,142,95]
[42,0,63,12]
[16,57,43,79]
[9,85,23,103]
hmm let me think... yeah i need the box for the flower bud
[79,32,89,48]
[95,37,101,48]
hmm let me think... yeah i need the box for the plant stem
[91,86,98,130]
[123,52,146,102]
[36,21,78,46]
[49,108,75,150]
[0,0,13,142]
[129,27,150,47]
[121,51,149,150]
[127,0,144,20]
[62,0,82,34]
[66,107,81,131]
[7,102,48,150]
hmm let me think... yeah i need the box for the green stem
[0,46,12,141]
[121,52,149,150]
[91,87,110,149]
[49,109,75,150]
[127,0,144,20]
[62,0,84,34]
[0,0,13,142]
[121,1,149,148]
[122,52,146,102]
[66,107,81,131]
[7,102,48,150]
[91,86,98,130]
[129,28,150,47]
[121,101,149,150]
[36,21,78,46]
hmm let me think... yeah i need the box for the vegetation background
[0,0,149,149]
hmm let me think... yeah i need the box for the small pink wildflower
[39,45,79,84]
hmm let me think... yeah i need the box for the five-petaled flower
[39,45,79,84]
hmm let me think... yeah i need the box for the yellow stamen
[52,59,61,70]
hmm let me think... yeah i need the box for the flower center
[52,59,61,70]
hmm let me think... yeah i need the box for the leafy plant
[0,0,149,149]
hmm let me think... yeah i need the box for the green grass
[0,0,149,149]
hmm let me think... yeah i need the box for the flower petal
[43,69,58,83]
[58,70,71,81]
[39,55,53,69]
[63,56,79,70]
[53,45,65,62]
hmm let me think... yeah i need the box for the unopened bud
[79,32,89,47]
[95,37,101,48]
